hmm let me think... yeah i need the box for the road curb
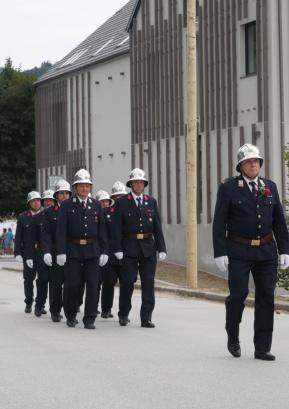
[3,266,289,312]
[136,283,289,313]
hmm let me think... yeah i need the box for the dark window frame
[245,21,257,76]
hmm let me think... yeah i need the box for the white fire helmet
[236,143,263,172]
[72,169,92,185]
[95,190,112,204]
[42,189,56,201]
[126,168,148,187]
[26,191,41,204]
[54,179,72,197]
[111,181,127,198]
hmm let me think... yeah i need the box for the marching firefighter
[26,189,56,317]
[41,180,71,322]
[112,168,167,327]
[95,190,113,317]
[14,191,42,313]
[213,144,289,360]
[56,169,108,329]
[100,181,127,319]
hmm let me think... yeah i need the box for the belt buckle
[251,239,260,246]
[79,239,87,245]
[136,233,144,240]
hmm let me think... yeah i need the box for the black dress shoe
[254,351,276,361]
[227,339,241,358]
[101,311,114,319]
[66,319,76,328]
[84,322,96,329]
[34,308,42,317]
[74,318,79,324]
[41,308,47,315]
[25,305,32,313]
[141,320,155,328]
[51,314,62,322]
[119,316,130,326]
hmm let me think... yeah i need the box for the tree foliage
[0,58,36,215]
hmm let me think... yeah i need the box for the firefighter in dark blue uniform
[95,189,113,317]
[100,181,127,319]
[113,168,167,328]
[213,144,289,361]
[14,191,42,313]
[26,189,56,317]
[56,169,108,329]
[41,180,72,322]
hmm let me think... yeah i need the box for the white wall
[90,54,131,195]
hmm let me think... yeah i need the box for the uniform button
[85,224,87,227]
[140,224,143,227]
[258,225,261,228]
[140,230,143,233]
[257,236,261,239]
[256,205,260,208]
[258,215,261,219]
[85,216,87,219]
[84,233,87,236]
[140,218,142,221]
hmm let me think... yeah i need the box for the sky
[1,0,130,70]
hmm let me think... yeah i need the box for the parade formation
[14,167,167,330]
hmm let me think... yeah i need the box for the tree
[0,58,36,215]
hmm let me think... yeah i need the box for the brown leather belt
[227,233,273,247]
[70,238,96,245]
[125,233,152,240]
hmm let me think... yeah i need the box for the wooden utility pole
[186,0,198,288]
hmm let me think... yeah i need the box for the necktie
[249,181,258,197]
[136,197,142,210]
[82,200,86,210]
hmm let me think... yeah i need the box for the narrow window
[245,22,257,76]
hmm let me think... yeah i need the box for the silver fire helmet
[236,144,263,172]
[72,169,92,185]
[26,191,41,204]
[54,179,72,197]
[111,181,127,198]
[126,168,148,187]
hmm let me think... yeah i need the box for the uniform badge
[88,206,91,210]
[149,218,153,222]
[73,198,76,203]
[145,202,148,206]
[107,214,111,219]
[238,180,244,188]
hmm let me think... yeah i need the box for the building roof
[35,0,136,85]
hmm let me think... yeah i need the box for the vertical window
[245,22,257,76]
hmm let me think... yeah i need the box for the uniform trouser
[49,263,64,315]
[101,263,121,312]
[119,255,157,321]
[35,257,49,310]
[225,258,277,353]
[23,263,37,306]
[63,257,99,324]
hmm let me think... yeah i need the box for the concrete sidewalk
[2,256,289,313]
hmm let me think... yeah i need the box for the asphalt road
[1,261,289,409]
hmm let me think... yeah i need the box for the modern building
[35,0,289,273]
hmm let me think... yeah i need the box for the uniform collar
[131,191,143,205]
[242,174,259,188]
[76,195,88,205]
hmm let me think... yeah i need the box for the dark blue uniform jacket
[112,193,166,258]
[56,196,108,259]
[213,175,289,260]
[40,204,60,256]
[14,211,34,259]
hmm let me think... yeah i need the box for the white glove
[159,252,167,261]
[280,254,289,270]
[215,256,229,273]
[26,259,33,269]
[56,254,66,266]
[114,252,123,260]
[99,254,109,267]
[15,255,23,263]
[44,253,53,267]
